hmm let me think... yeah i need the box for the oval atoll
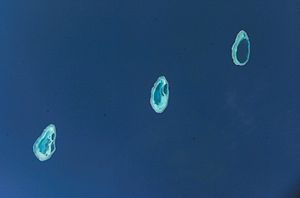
[150,76,169,113]
[231,30,250,66]
[33,124,57,161]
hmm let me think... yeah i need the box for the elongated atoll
[150,76,169,113]
[231,30,250,66]
[33,124,57,161]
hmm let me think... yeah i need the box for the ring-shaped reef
[33,124,57,161]
[231,30,250,66]
[150,76,169,113]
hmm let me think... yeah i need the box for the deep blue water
[0,0,299,197]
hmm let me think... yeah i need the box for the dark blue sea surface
[0,0,299,197]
